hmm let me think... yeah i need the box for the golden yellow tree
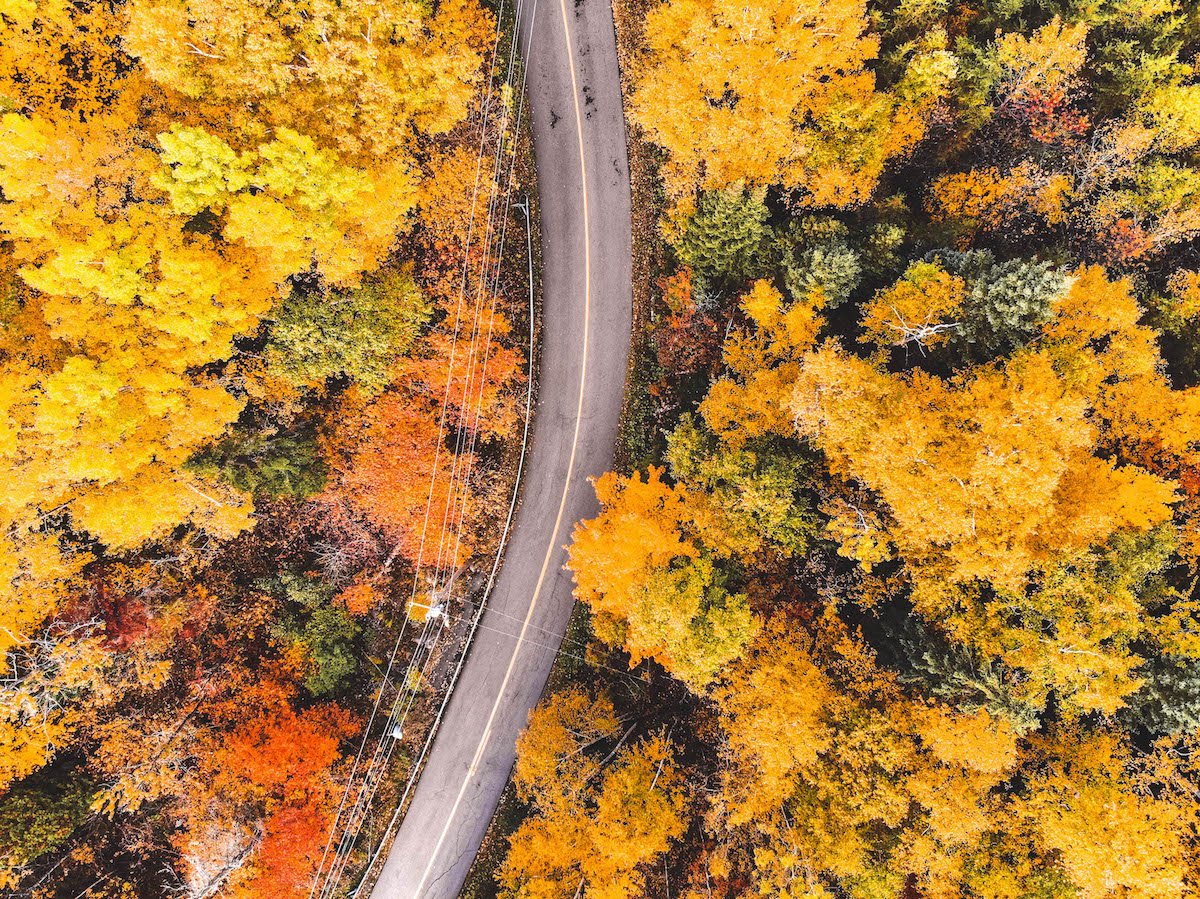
[859,260,966,350]
[787,267,1200,714]
[628,0,954,208]
[569,467,699,640]
[699,280,824,447]
[791,344,1178,591]
[1024,730,1192,899]
[502,690,687,899]
[568,468,759,687]
[123,0,494,163]
[715,617,1022,897]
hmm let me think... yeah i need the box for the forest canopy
[0,0,530,894]
[501,0,1200,897]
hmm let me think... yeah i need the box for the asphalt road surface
[368,0,633,891]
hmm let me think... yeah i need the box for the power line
[309,3,539,892]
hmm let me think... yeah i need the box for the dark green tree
[189,427,328,499]
[1126,656,1200,736]
[267,266,430,394]
[780,217,862,307]
[938,250,1065,360]
[263,571,360,695]
[875,613,1043,734]
[0,773,94,872]
[679,184,770,288]
[296,606,361,696]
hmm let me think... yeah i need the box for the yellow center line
[408,0,592,890]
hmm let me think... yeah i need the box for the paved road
[368,0,632,891]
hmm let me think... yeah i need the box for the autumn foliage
[505,0,1200,896]
[0,0,528,892]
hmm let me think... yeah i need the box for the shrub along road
[369,0,633,891]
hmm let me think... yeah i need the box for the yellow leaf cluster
[628,0,952,208]
[996,18,1090,101]
[503,695,687,899]
[699,282,824,447]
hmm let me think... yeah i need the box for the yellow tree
[628,0,954,207]
[155,125,415,285]
[994,17,1090,106]
[123,0,494,163]
[569,467,699,643]
[512,687,621,813]
[0,628,111,792]
[1023,729,1192,899]
[0,142,265,549]
[699,280,824,448]
[0,112,263,654]
[585,737,687,899]
[788,267,1200,714]
[502,690,687,899]
[568,468,758,687]
[940,537,1177,717]
[859,260,966,350]
[625,555,757,690]
[713,621,835,823]
[1044,267,1200,468]
[0,0,142,120]
[790,344,1178,589]
[715,617,1022,897]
